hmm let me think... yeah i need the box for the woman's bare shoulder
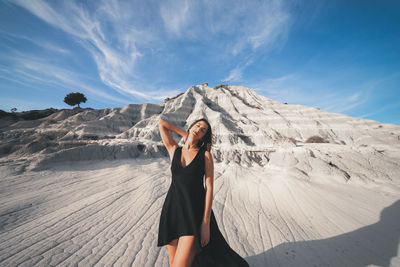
[204,149,213,161]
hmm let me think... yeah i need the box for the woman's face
[189,121,208,142]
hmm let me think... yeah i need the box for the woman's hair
[186,118,213,152]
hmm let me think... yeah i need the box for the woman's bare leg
[172,235,197,267]
[167,238,178,266]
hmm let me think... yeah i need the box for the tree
[11,107,17,112]
[64,92,87,108]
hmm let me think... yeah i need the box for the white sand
[1,84,399,266]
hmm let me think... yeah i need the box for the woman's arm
[202,151,214,222]
[159,118,188,159]
[201,150,214,247]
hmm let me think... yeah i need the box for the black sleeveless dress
[157,146,249,267]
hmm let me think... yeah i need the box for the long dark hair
[185,118,213,152]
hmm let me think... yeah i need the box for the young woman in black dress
[158,117,249,267]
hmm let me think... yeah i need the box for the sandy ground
[0,156,399,267]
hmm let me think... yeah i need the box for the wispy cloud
[322,91,366,113]
[246,1,291,50]
[223,66,243,83]
[37,42,70,54]
[359,102,400,119]
[194,0,292,82]
[9,0,293,101]
[1,46,128,105]
[159,0,291,55]
[12,0,156,100]
[160,0,190,36]
[0,30,70,54]
[223,58,254,82]
[250,74,368,113]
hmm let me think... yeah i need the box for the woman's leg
[167,238,178,266]
[172,235,197,267]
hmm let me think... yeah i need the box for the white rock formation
[0,84,399,266]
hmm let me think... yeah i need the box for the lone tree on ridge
[64,92,87,108]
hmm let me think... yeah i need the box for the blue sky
[1,0,399,125]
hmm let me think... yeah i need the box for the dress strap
[171,146,180,165]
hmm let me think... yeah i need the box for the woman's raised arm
[159,118,188,159]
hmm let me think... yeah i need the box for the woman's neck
[183,141,198,150]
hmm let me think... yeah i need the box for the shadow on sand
[245,200,400,267]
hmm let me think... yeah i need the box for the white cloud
[322,92,365,113]
[1,48,129,105]
[21,63,129,104]
[222,59,253,82]
[159,0,291,55]
[168,0,292,82]
[223,58,254,82]
[38,42,70,54]
[12,0,156,100]
[223,66,243,83]
[10,0,293,102]
[247,1,290,50]
[251,74,367,113]
[359,103,400,119]
[0,30,70,54]
[160,0,190,35]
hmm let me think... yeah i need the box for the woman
[157,117,249,267]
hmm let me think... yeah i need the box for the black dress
[157,145,249,267]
